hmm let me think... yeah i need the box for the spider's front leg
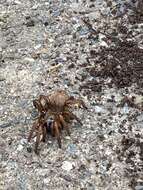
[66,97,87,109]
[28,122,37,143]
[35,125,43,154]
[63,111,82,125]
[76,99,88,109]
[50,122,55,137]
[54,121,62,148]
[59,115,70,136]
[42,123,47,142]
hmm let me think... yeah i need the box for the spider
[28,90,87,154]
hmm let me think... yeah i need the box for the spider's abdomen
[48,90,69,109]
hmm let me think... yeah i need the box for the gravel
[0,0,143,190]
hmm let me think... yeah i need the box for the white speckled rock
[62,161,74,172]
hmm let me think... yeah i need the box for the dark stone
[60,174,72,182]
[44,21,49,26]
[68,63,75,69]
[31,109,38,119]
[0,122,11,128]
[27,146,32,153]
[25,19,35,27]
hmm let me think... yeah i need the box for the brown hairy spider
[28,90,87,153]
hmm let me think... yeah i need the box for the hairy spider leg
[63,110,82,125]
[59,114,70,136]
[54,121,61,148]
[28,122,37,142]
[50,122,55,137]
[66,98,87,109]
[34,125,42,154]
[42,123,47,142]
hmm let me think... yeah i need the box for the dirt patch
[83,40,143,90]
[117,132,143,189]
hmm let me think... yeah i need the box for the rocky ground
[0,0,143,190]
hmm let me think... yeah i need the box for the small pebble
[17,144,23,151]
[62,161,73,172]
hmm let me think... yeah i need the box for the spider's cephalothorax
[28,90,87,153]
